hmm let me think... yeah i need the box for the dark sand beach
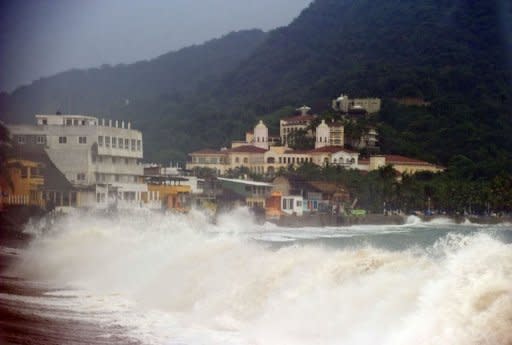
[0,216,140,345]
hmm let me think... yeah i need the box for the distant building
[315,120,344,149]
[217,177,273,208]
[8,114,146,208]
[332,93,381,114]
[358,155,444,174]
[280,106,317,147]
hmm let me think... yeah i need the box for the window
[118,138,123,148]
[125,158,130,165]
[81,120,86,126]
[98,136,103,146]
[124,139,129,149]
[66,119,72,126]
[36,136,46,144]
[137,140,141,151]
[131,139,136,151]
[112,157,117,164]
[21,167,28,178]
[112,137,116,148]
[243,157,248,163]
[73,119,79,126]
[98,156,103,163]
[77,173,86,181]
[78,136,87,144]
[42,119,47,125]
[105,136,110,147]
[58,136,67,144]
[17,136,25,144]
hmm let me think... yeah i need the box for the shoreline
[266,213,512,228]
[0,223,141,345]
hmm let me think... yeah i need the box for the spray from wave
[8,210,512,345]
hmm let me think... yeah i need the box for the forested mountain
[1,0,511,176]
[0,29,267,124]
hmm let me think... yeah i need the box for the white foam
[8,210,512,345]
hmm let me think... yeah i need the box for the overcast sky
[0,0,312,92]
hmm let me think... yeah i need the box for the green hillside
[0,29,267,124]
[1,0,511,177]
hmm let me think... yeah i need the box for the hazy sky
[0,0,312,92]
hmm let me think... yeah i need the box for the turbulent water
[2,208,512,345]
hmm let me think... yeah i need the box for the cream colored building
[358,155,444,174]
[187,118,442,177]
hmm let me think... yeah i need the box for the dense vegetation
[290,163,512,215]
[1,0,511,181]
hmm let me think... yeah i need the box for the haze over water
[3,209,512,345]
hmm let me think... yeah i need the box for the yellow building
[143,177,191,212]
[1,159,45,207]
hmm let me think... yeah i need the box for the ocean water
[3,208,512,345]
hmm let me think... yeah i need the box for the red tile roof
[383,155,435,166]
[226,145,267,153]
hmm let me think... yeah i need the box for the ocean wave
[7,210,512,345]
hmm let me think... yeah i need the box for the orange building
[265,191,283,219]
[1,159,45,208]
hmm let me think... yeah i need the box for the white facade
[253,120,269,150]
[9,114,146,208]
[315,120,330,149]
[330,150,359,168]
[281,195,304,216]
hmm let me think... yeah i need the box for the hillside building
[332,93,381,114]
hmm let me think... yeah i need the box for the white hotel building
[8,114,147,207]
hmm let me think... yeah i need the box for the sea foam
[9,209,512,345]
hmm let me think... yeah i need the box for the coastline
[267,213,512,228]
[0,209,141,345]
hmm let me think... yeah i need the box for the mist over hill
[1,0,511,176]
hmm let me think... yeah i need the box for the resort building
[187,112,441,177]
[8,114,147,208]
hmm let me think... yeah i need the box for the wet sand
[0,227,140,345]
